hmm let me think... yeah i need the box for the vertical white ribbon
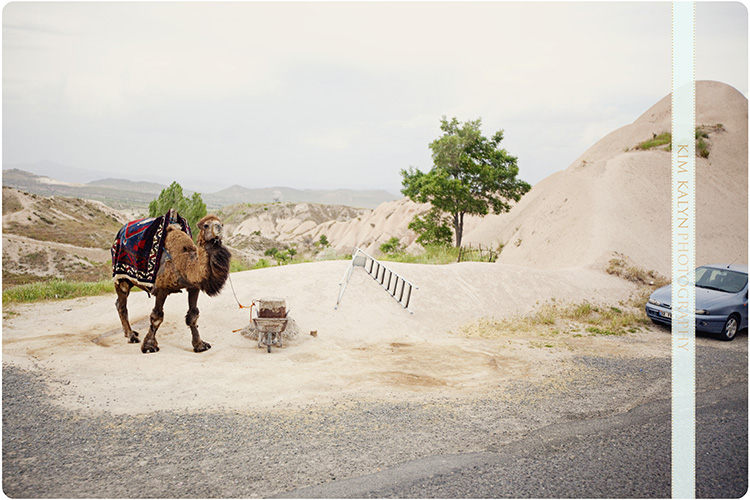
[671,1,696,498]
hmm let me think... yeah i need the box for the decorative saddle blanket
[111,209,192,289]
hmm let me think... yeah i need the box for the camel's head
[197,214,224,247]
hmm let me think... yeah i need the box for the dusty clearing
[2,259,678,416]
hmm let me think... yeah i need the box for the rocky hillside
[2,188,419,286]
[207,185,399,209]
[2,167,399,210]
[2,169,158,211]
[463,80,748,276]
[2,187,128,287]
[311,199,429,256]
[219,198,430,264]
[219,202,369,263]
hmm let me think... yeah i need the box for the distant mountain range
[2,162,400,210]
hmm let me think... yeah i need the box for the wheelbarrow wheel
[267,344,272,353]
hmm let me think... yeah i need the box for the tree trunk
[453,212,464,247]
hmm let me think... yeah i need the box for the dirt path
[2,260,646,415]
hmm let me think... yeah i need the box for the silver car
[645,264,748,341]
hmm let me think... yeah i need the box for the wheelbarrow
[252,301,290,353]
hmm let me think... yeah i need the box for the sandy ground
[2,259,651,416]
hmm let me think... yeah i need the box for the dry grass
[458,256,669,343]
[606,257,669,288]
[3,193,123,249]
[457,296,651,342]
[2,188,24,215]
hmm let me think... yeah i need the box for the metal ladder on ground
[336,247,418,313]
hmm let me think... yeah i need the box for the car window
[695,267,748,294]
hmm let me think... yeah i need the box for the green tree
[407,208,453,247]
[401,117,531,247]
[379,237,404,255]
[318,234,329,247]
[149,181,207,239]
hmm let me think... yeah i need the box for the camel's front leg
[187,288,211,353]
[115,280,140,343]
[142,291,168,354]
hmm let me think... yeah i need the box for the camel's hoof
[128,334,140,344]
[141,343,159,354]
[194,342,211,353]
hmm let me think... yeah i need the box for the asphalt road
[3,333,747,498]
[280,383,746,498]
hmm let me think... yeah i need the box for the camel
[113,214,232,353]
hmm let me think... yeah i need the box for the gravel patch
[3,339,745,498]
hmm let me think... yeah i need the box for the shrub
[379,237,404,255]
[636,132,672,150]
[230,259,252,273]
[252,258,272,270]
[697,138,710,158]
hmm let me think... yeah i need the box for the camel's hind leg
[142,290,168,354]
[115,280,140,344]
[187,288,211,353]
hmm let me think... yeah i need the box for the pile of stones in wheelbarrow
[238,297,300,344]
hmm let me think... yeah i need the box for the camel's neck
[195,240,231,297]
[194,244,211,283]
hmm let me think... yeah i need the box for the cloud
[1,2,746,193]
[386,114,440,131]
[302,128,361,151]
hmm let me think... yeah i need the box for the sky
[2,1,748,195]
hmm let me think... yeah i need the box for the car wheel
[719,314,740,341]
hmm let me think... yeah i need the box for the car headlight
[648,298,661,306]
[695,309,710,315]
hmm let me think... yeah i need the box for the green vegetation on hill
[636,132,672,151]
[634,124,724,158]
